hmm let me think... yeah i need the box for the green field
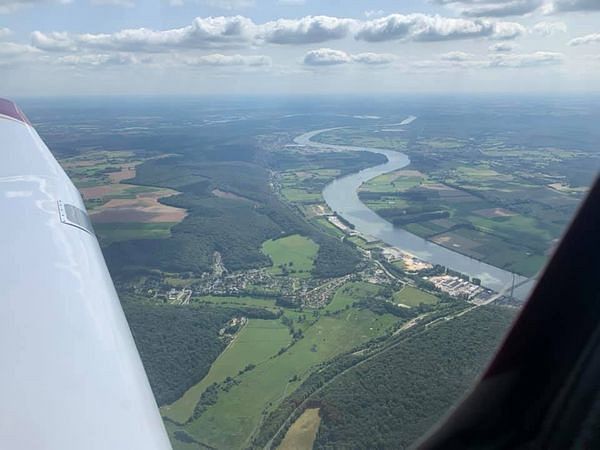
[192,295,279,311]
[95,222,176,246]
[312,128,408,152]
[393,286,439,307]
[172,307,398,449]
[325,282,381,312]
[163,319,291,424]
[281,188,322,203]
[262,234,319,278]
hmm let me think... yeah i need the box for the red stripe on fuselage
[0,98,31,125]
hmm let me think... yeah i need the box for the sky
[1,0,599,96]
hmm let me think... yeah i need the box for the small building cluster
[427,275,483,300]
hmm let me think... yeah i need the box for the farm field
[311,120,595,279]
[59,150,186,247]
[394,286,439,307]
[278,408,321,450]
[357,165,572,277]
[262,234,319,278]
[94,222,176,246]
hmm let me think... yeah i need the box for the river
[295,128,535,300]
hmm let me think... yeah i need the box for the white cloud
[32,16,361,52]
[355,14,414,42]
[351,52,396,64]
[550,0,600,12]
[488,51,564,67]
[489,42,516,51]
[303,48,351,65]
[568,33,600,46]
[260,16,354,45]
[31,31,74,51]
[411,50,564,71]
[355,14,524,43]
[440,51,474,61]
[531,21,567,36]
[436,0,543,17]
[56,52,148,66]
[183,53,271,66]
[0,41,39,56]
[0,41,40,66]
[491,21,526,40]
[31,16,257,52]
[0,27,11,38]
[28,14,531,60]
[277,0,305,4]
[303,48,395,66]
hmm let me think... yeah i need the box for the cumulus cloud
[303,48,395,66]
[531,21,567,36]
[56,53,148,66]
[568,33,600,46]
[412,50,564,71]
[489,42,515,51]
[491,21,526,40]
[352,52,396,64]
[0,27,10,38]
[31,16,257,52]
[355,14,414,42]
[183,53,271,66]
[0,41,41,66]
[550,0,600,12]
[436,0,543,17]
[488,51,564,67]
[0,41,39,56]
[440,51,474,61]
[31,31,74,51]
[260,16,354,45]
[28,14,530,58]
[32,16,360,51]
[355,14,524,43]
[303,48,351,65]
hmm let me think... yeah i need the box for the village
[154,222,503,311]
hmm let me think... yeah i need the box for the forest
[312,306,516,449]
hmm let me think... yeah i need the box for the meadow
[394,286,439,307]
[324,281,381,312]
[170,300,399,449]
[163,319,292,424]
[262,234,319,278]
